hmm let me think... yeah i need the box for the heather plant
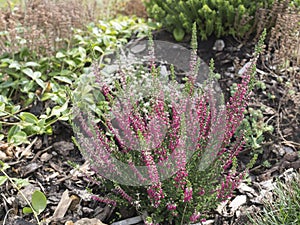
[145,0,273,40]
[71,26,265,224]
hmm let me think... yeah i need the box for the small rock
[224,72,234,78]
[130,44,146,54]
[227,66,235,72]
[159,65,169,78]
[12,217,35,225]
[259,179,275,191]
[111,216,143,225]
[41,152,52,162]
[238,61,252,76]
[192,219,214,225]
[0,150,7,160]
[238,183,256,196]
[290,160,300,170]
[284,152,299,162]
[73,218,106,225]
[213,39,225,51]
[283,146,294,154]
[229,195,247,212]
[53,141,74,156]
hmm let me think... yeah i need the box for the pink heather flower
[174,169,188,189]
[190,211,201,222]
[142,150,160,184]
[101,84,112,101]
[183,187,193,202]
[92,196,117,207]
[166,203,177,211]
[198,188,205,196]
[114,186,133,203]
[147,182,164,208]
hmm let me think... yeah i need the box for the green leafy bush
[0,16,158,145]
[145,0,274,40]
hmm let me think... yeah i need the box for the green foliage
[145,0,274,40]
[23,190,47,215]
[237,106,274,153]
[249,172,300,225]
[0,16,157,145]
[0,160,46,225]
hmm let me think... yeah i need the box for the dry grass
[252,0,300,76]
[267,4,300,74]
[0,0,102,55]
[0,0,148,56]
[116,0,148,18]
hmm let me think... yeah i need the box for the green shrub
[145,0,274,40]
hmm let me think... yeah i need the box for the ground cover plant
[0,14,157,146]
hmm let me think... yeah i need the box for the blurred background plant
[145,0,275,41]
[0,0,150,56]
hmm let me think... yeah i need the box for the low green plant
[0,160,47,225]
[0,16,157,145]
[238,107,274,153]
[145,0,273,40]
[249,172,300,225]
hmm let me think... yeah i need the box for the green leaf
[56,52,65,58]
[7,125,21,142]
[173,27,185,42]
[9,61,21,70]
[93,46,104,54]
[22,68,34,78]
[0,102,7,116]
[53,76,73,85]
[49,100,69,117]
[11,178,30,188]
[10,131,28,145]
[11,105,21,114]
[36,78,45,89]
[31,190,47,215]
[0,176,8,186]
[32,71,42,80]
[24,62,40,67]
[19,112,39,124]
[77,46,86,59]
[64,59,76,68]
[22,207,33,214]
[21,80,35,93]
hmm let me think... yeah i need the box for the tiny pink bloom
[190,211,201,222]
[198,188,205,196]
[183,187,193,202]
[166,203,177,211]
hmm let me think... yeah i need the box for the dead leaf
[52,190,73,220]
